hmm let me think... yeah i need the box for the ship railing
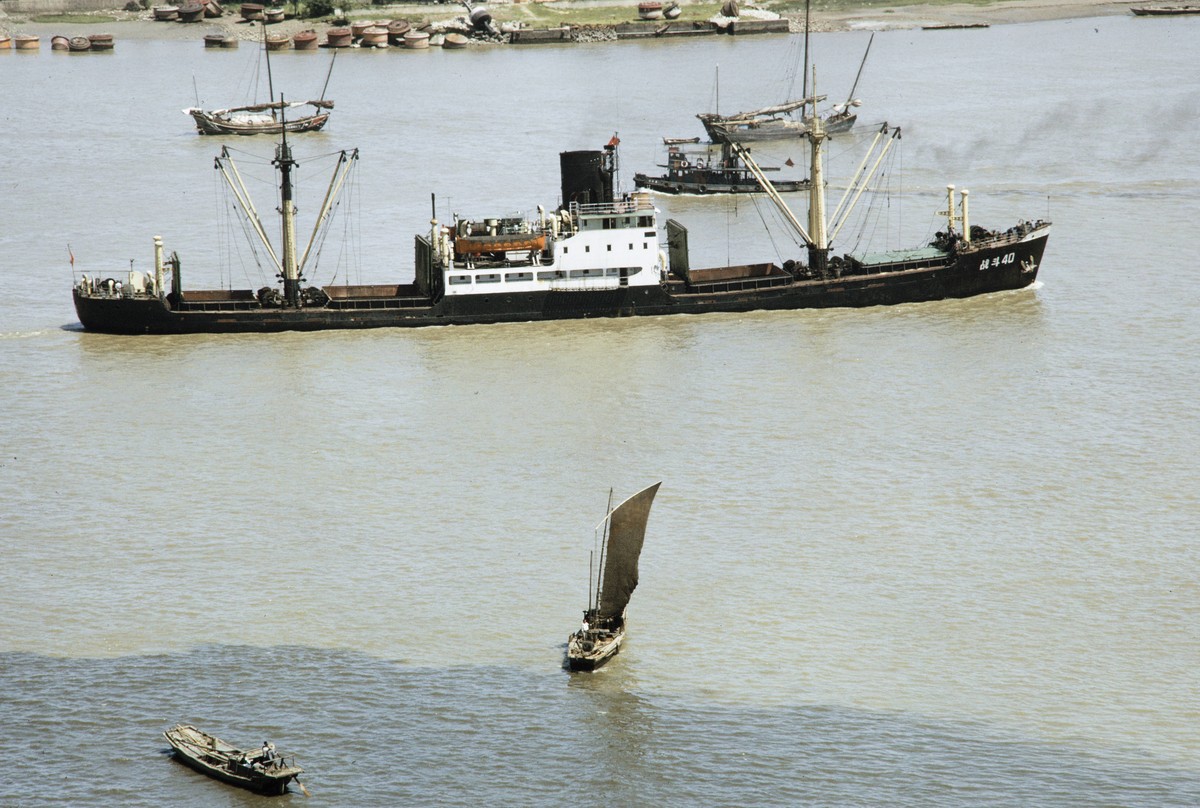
[682,274,793,294]
[963,219,1050,251]
[569,196,654,217]
[327,297,432,310]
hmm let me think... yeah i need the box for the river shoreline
[1,0,1136,42]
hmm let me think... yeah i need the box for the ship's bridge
[570,194,656,232]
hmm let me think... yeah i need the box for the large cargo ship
[73,115,1050,335]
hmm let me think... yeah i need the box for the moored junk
[177,2,206,22]
[360,25,388,47]
[0,34,11,49]
[265,31,289,50]
[638,1,664,20]
[350,20,372,38]
[325,27,352,47]
[51,34,70,51]
[386,19,410,45]
[292,29,318,49]
[403,29,430,48]
[68,35,92,51]
[203,32,226,47]
[88,33,115,50]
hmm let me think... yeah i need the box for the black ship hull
[73,230,1048,335]
[633,172,810,195]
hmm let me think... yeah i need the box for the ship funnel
[559,149,614,209]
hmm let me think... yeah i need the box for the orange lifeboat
[454,233,547,257]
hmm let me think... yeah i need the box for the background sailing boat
[184,25,335,136]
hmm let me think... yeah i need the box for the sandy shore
[1,0,1135,41]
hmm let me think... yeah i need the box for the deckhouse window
[505,272,533,282]
[477,274,501,284]
[449,275,472,285]
[537,270,566,281]
[638,217,654,228]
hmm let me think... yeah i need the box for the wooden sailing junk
[696,31,874,146]
[186,98,333,136]
[163,724,305,795]
[566,482,661,672]
[185,24,335,136]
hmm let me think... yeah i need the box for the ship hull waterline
[73,233,1048,335]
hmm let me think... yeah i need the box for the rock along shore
[0,0,1137,45]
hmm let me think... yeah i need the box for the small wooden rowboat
[14,34,40,50]
[163,724,304,796]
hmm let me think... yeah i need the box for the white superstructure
[430,194,666,297]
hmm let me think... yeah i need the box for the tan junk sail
[596,481,661,620]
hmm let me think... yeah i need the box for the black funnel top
[560,149,614,208]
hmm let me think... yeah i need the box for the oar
[296,776,311,797]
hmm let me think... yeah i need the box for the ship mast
[275,116,300,307]
[805,69,828,274]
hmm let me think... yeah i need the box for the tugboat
[72,114,1049,334]
[566,482,661,672]
[634,137,809,195]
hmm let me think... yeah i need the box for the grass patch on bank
[31,13,119,23]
